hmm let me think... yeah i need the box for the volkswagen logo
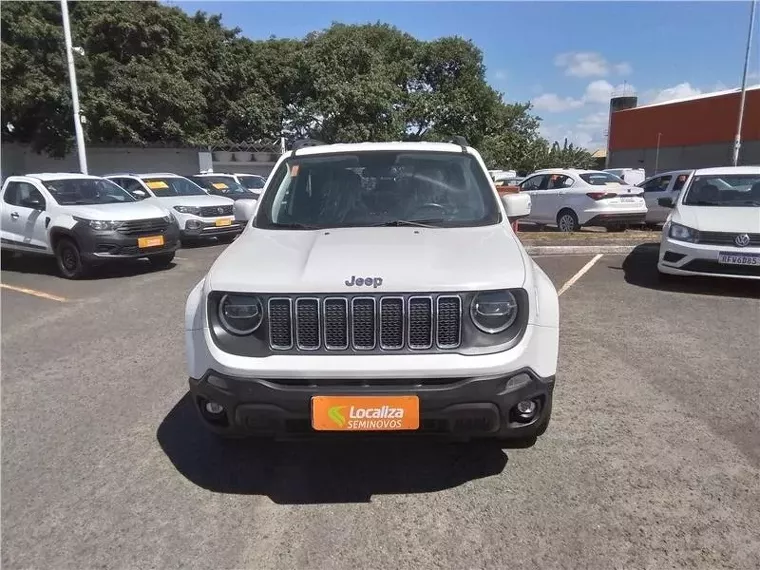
[217,207,224,215]
[735,233,750,247]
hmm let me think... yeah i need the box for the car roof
[693,166,760,176]
[291,141,469,157]
[22,172,104,181]
[232,173,264,177]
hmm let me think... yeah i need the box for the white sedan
[519,169,647,232]
[657,166,760,280]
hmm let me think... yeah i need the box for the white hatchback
[519,169,647,232]
[657,166,760,281]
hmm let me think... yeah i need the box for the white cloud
[554,52,633,78]
[532,80,635,113]
[614,62,633,76]
[531,93,584,113]
[493,69,508,81]
[650,82,702,104]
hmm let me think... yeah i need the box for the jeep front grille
[268,295,462,352]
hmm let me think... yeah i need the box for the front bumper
[188,368,554,439]
[181,218,244,238]
[658,237,760,280]
[583,212,647,226]
[76,224,180,261]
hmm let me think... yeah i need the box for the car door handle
[10,212,19,220]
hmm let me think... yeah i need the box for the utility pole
[60,0,88,174]
[732,0,757,167]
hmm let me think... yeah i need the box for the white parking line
[557,254,603,297]
[0,283,68,302]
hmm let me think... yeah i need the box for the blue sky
[169,1,760,150]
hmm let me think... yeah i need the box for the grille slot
[323,298,349,349]
[408,297,433,349]
[268,298,293,349]
[267,294,461,352]
[118,218,169,236]
[380,297,404,349]
[295,298,320,349]
[436,296,462,348]
[351,297,376,350]
[199,205,233,217]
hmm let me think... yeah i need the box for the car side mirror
[133,190,147,199]
[500,192,531,221]
[658,197,674,208]
[21,197,44,210]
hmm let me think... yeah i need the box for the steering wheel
[412,203,446,218]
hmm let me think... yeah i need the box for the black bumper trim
[188,368,555,439]
[585,213,646,226]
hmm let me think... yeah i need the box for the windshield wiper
[372,219,440,228]
[735,200,760,206]
[271,222,322,230]
[688,200,723,206]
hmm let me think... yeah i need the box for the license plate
[620,196,636,203]
[718,252,760,266]
[215,218,232,227]
[137,235,164,248]
[311,395,420,431]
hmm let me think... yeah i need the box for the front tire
[55,238,88,279]
[556,209,579,233]
[148,252,175,268]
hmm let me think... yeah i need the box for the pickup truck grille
[696,231,760,247]
[118,218,169,236]
[199,205,233,217]
[267,294,462,352]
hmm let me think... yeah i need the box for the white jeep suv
[185,140,559,443]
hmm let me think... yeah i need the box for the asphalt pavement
[1,243,759,569]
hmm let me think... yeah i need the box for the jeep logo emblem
[345,275,383,288]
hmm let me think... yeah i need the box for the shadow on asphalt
[620,244,759,299]
[157,394,510,504]
[1,254,176,280]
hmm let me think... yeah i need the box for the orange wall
[609,88,760,151]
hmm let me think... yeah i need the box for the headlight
[218,294,263,335]
[470,290,518,334]
[174,205,200,215]
[669,222,696,242]
[74,217,122,231]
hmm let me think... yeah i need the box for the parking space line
[0,283,68,303]
[557,254,603,297]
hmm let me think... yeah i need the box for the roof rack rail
[291,139,326,156]
[448,136,469,152]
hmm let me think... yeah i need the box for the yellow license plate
[215,218,233,227]
[311,395,420,431]
[138,235,164,248]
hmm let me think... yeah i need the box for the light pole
[654,132,662,174]
[60,0,88,174]
[732,0,757,167]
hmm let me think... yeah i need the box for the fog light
[186,219,202,230]
[205,400,224,415]
[515,399,538,421]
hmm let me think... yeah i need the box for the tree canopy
[0,1,594,171]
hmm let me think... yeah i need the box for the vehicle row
[0,171,264,278]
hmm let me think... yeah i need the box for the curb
[524,243,660,256]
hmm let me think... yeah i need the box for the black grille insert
[380,297,404,349]
[696,231,760,247]
[436,296,462,348]
[199,205,233,217]
[324,298,349,349]
[295,298,320,349]
[268,299,293,349]
[118,218,169,236]
[351,298,376,349]
[408,297,433,349]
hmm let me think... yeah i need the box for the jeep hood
[673,205,760,233]
[60,201,171,221]
[208,225,527,293]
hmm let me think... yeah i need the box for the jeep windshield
[44,178,136,205]
[682,174,760,206]
[255,151,501,229]
[143,177,207,197]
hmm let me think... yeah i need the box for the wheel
[148,252,175,268]
[216,234,236,244]
[607,224,626,233]
[556,210,579,233]
[55,238,88,279]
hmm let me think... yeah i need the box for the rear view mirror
[658,197,674,208]
[133,190,147,199]
[21,196,44,210]
[500,192,531,221]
